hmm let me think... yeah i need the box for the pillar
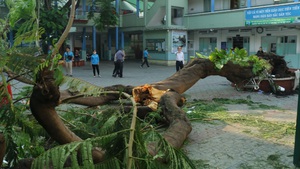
[93,25,96,50]
[82,27,87,61]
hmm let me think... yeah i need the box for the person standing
[74,49,81,67]
[113,49,125,78]
[256,47,264,57]
[112,51,118,76]
[140,48,150,68]
[91,49,101,77]
[175,46,184,71]
[64,46,74,76]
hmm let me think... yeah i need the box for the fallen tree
[27,48,272,167]
[3,45,293,168]
[3,0,291,167]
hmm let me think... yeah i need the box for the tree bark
[133,58,255,108]
[29,69,105,163]
[152,58,254,93]
[0,133,6,167]
[159,91,191,148]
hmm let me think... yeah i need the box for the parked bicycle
[235,69,285,94]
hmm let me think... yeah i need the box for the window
[267,36,297,55]
[199,37,217,55]
[146,39,165,52]
[204,0,211,12]
[172,8,183,18]
[171,7,184,25]
[0,0,5,6]
[231,0,239,9]
[278,36,296,55]
[274,0,290,4]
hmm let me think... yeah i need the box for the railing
[188,1,295,15]
[75,9,88,20]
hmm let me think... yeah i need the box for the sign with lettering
[245,4,300,26]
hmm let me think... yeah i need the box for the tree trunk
[0,133,6,167]
[159,91,191,149]
[29,69,105,163]
[133,58,255,108]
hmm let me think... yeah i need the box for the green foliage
[39,6,68,47]
[191,48,272,75]
[0,18,10,51]
[5,0,46,47]
[6,0,36,27]
[89,0,118,31]
[39,8,68,38]
[184,99,295,140]
[0,2,57,166]
[29,102,196,169]
[14,23,45,47]
[0,93,48,167]
[62,76,105,97]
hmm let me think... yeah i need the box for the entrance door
[228,36,249,54]
[231,0,239,9]
[233,36,243,49]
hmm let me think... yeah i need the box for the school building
[1,0,300,68]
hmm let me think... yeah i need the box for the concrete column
[247,0,251,7]
[116,0,119,50]
[121,31,124,49]
[108,29,112,60]
[70,34,74,51]
[166,0,171,26]
[144,0,147,24]
[93,25,96,50]
[82,27,87,61]
[82,0,86,15]
[136,0,139,17]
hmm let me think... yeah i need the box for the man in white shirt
[175,46,184,71]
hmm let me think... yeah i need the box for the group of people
[62,47,101,77]
[58,45,267,78]
[140,46,185,72]
[62,45,186,78]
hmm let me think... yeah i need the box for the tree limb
[52,0,77,57]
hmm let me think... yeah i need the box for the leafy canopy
[88,0,118,31]
[192,48,272,75]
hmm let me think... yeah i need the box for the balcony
[74,10,88,24]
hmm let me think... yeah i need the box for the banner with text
[245,4,300,26]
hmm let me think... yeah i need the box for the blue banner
[245,4,300,20]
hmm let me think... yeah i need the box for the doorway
[233,36,243,49]
[230,0,239,9]
[227,36,249,53]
